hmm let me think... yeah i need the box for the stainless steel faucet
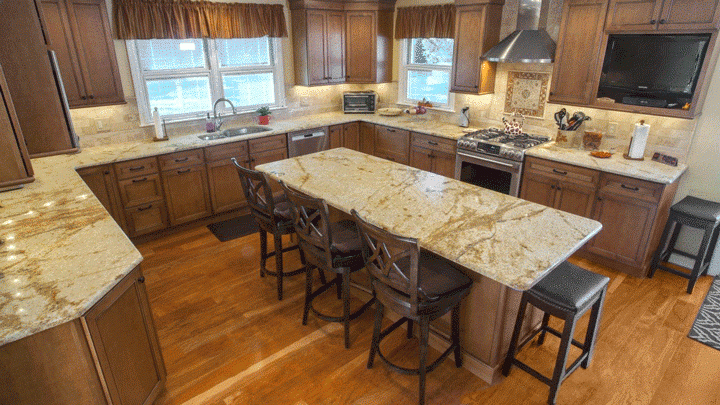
[213,98,237,131]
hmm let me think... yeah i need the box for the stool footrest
[510,351,589,389]
[656,264,692,279]
[671,249,696,259]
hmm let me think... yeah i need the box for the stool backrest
[280,181,334,270]
[352,210,420,312]
[232,158,277,224]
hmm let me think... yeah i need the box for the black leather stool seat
[396,253,472,302]
[530,261,610,312]
[672,196,720,222]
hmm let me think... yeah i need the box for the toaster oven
[343,91,377,113]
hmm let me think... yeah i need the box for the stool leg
[336,274,342,300]
[367,301,384,369]
[702,224,720,274]
[582,288,606,369]
[537,313,551,345]
[274,233,284,300]
[418,317,430,405]
[342,269,351,349]
[452,304,462,368]
[548,314,577,405]
[407,319,414,339]
[650,219,677,278]
[259,230,268,277]
[302,266,314,325]
[503,294,529,376]
[688,226,715,294]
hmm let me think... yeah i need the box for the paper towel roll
[153,107,166,140]
[628,121,650,159]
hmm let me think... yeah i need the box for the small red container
[258,115,270,125]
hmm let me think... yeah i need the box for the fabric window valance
[114,0,288,39]
[395,4,455,39]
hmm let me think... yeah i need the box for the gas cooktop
[457,128,550,161]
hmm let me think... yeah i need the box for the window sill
[395,101,456,114]
[139,105,288,127]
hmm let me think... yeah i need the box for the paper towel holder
[623,119,646,161]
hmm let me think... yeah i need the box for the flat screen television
[597,34,711,109]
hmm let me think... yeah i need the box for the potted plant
[256,106,272,125]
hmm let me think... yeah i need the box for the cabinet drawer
[249,134,287,154]
[159,149,204,171]
[598,173,663,203]
[411,133,455,154]
[204,141,249,163]
[375,125,410,164]
[114,157,158,180]
[525,156,599,187]
[124,202,168,237]
[118,174,164,208]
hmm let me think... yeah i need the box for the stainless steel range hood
[482,0,556,63]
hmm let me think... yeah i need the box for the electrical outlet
[607,122,618,138]
[95,118,111,133]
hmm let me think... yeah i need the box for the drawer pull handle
[132,177,148,183]
[621,184,640,191]
[387,128,396,132]
[550,185,556,189]
[129,166,145,171]
[177,168,192,174]
[175,157,190,162]
[650,19,656,24]
[138,276,146,283]
[552,169,567,175]
[138,204,153,211]
[428,140,438,146]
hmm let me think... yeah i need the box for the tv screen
[597,34,711,108]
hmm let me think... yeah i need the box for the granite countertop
[258,148,603,291]
[526,143,687,184]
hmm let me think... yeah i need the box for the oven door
[455,151,523,196]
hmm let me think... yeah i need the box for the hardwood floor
[137,224,720,405]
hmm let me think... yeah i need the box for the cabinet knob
[138,276,146,283]
[81,96,87,100]
[650,19,656,24]
[549,91,554,96]
[550,185,555,189]
[597,197,603,201]
[88,95,94,99]
[103,170,110,175]
[659,19,666,24]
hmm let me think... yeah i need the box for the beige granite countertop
[526,143,687,184]
[258,148,603,291]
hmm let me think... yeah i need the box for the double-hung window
[127,37,284,124]
[398,38,455,110]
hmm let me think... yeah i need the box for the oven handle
[456,151,520,171]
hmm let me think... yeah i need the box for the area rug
[207,215,258,242]
[688,277,720,351]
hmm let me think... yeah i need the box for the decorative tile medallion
[504,71,550,118]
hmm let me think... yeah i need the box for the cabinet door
[305,10,328,85]
[520,172,557,208]
[0,64,34,190]
[40,0,85,106]
[84,266,166,405]
[328,124,343,149]
[124,202,168,236]
[549,0,608,105]
[450,5,484,93]
[555,182,596,218]
[207,159,248,214]
[432,149,456,178]
[346,11,376,83]
[606,0,663,30]
[374,126,410,164]
[326,11,346,83]
[162,165,212,226]
[118,174,164,208]
[342,122,360,150]
[77,165,126,230]
[65,0,123,106]
[410,145,434,172]
[659,0,720,30]
[588,192,656,266]
[359,122,375,155]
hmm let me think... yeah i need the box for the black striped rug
[689,277,720,350]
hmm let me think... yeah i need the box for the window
[127,37,284,124]
[398,38,454,110]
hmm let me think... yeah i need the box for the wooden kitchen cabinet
[409,132,456,178]
[0,63,34,191]
[374,125,410,164]
[114,156,168,237]
[124,202,168,236]
[359,121,375,155]
[345,9,394,83]
[329,124,343,149]
[329,122,360,150]
[249,134,288,168]
[205,141,250,214]
[117,174,164,208]
[292,8,345,86]
[39,0,124,107]
[84,266,166,405]
[450,1,503,94]
[77,164,125,230]
[161,163,212,226]
[605,0,720,31]
[549,0,608,106]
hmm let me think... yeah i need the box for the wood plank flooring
[137,225,720,405]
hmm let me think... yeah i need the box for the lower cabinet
[374,125,410,164]
[77,164,126,231]
[162,163,212,226]
[113,156,168,237]
[205,141,250,214]
[409,132,457,178]
[359,121,375,155]
[124,202,169,236]
[329,122,361,151]
[521,157,599,218]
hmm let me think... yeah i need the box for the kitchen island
[257,148,603,382]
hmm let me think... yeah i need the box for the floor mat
[207,215,259,242]
[689,276,720,351]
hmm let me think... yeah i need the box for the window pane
[409,38,454,66]
[218,38,271,67]
[137,39,207,71]
[407,70,450,105]
[146,77,211,116]
[222,73,275,107]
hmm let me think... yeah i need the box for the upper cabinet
[450,0,503,94]
[290,0,394,86]
[549,0,608,105]
[0,64,34,191]
[605,0,720,31]
[40,0,124,108]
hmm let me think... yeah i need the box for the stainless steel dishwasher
[287,128,328,157]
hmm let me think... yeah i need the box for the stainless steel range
[455,128,549,196]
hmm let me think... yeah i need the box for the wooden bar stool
[503,261,609,405]
[232,159,306,301]
[649,196,720,294]
[353,210,472,405]
[280,182,375,349]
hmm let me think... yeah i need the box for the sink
[197,126,272,141]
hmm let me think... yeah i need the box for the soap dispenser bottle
[205,113,215,132]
